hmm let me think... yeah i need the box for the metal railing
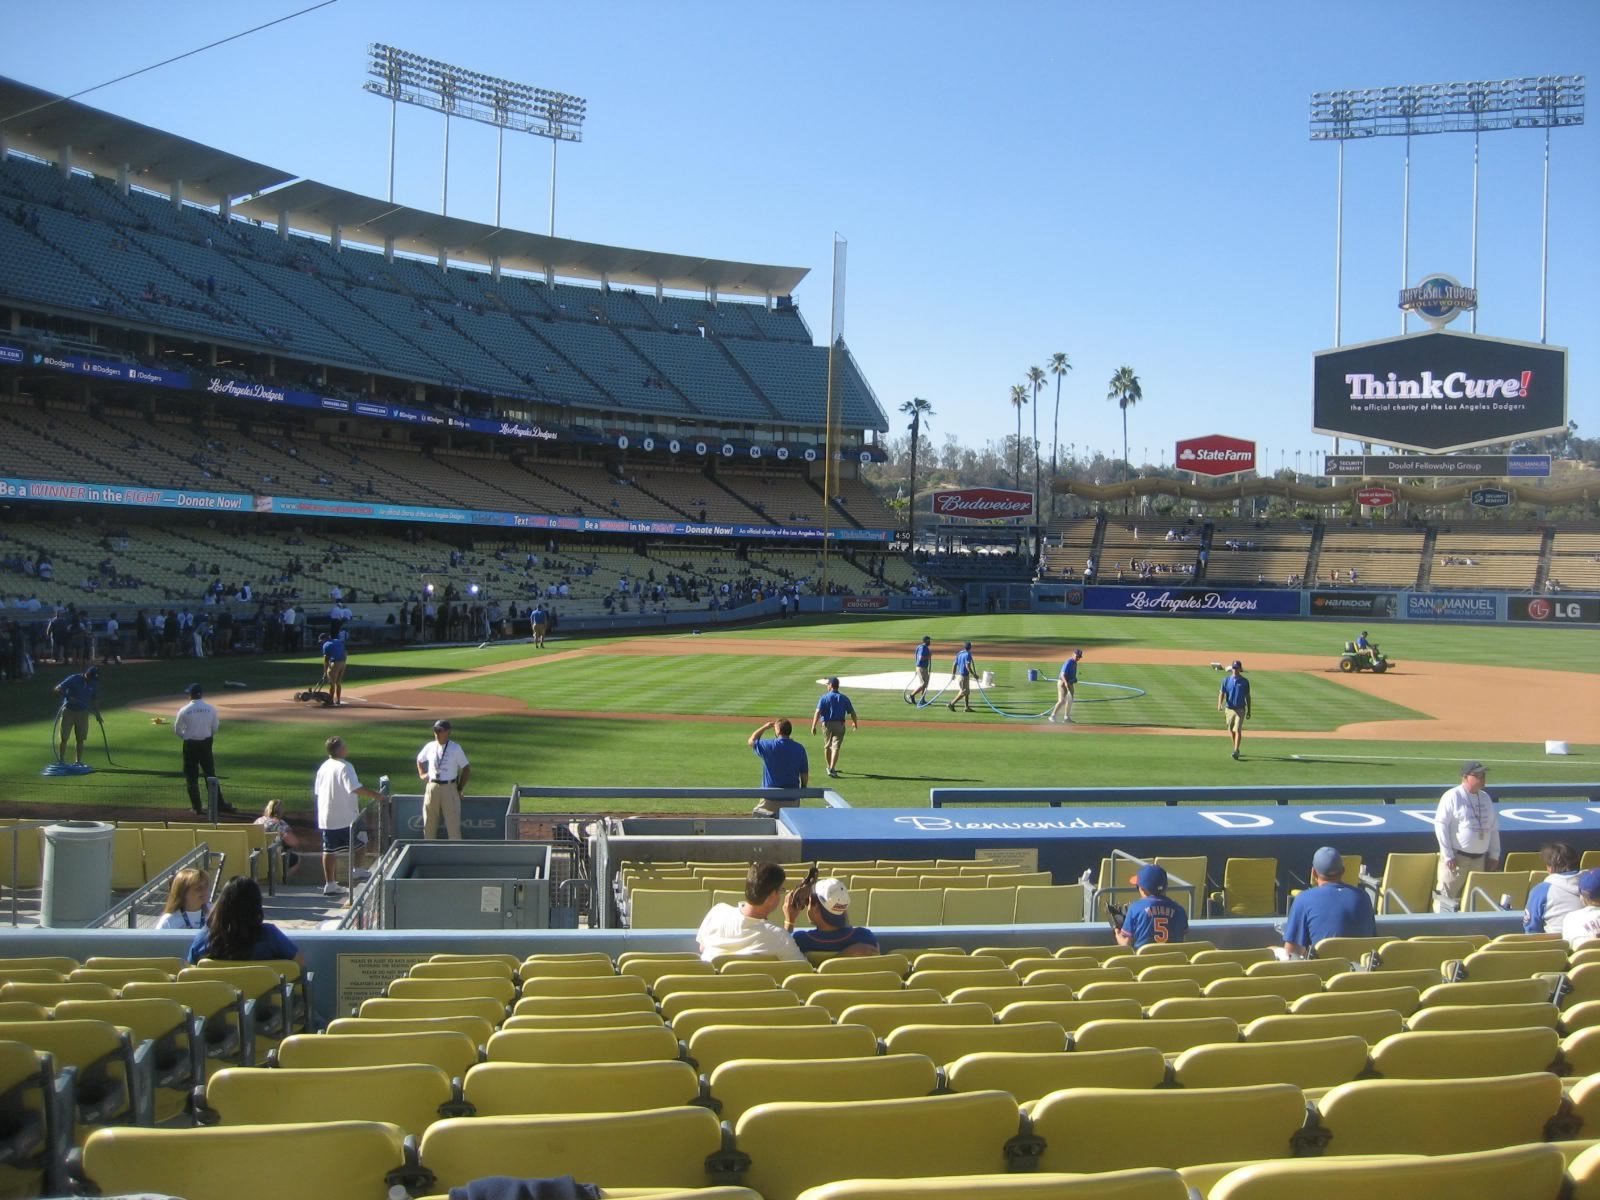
[91,843,214,929]
[1091,848,1201,923]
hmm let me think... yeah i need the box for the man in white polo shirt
[416,719,471,840]
[313,736,381,897]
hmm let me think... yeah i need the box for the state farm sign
[1176,434,1256,477]
[1356,486,1396,508]
[932,487,1033,521]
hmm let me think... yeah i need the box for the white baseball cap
[813,877,851,918]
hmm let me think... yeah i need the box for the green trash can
[41,821,114,928]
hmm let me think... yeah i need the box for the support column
[331,223,342,253]
[117,164,130,196]
[655,281,663,303]
[171,179,184,208]
[491,255,501,282]
[278,210,290,241]
[437,247,448,270]
[58,146,73,177]
[384,236,395,263]
[219,193,231,220]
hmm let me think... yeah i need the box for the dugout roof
[0,76,809,298]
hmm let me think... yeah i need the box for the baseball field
[5,611,1596,819]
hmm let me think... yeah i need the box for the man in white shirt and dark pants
[416,719,471,840]
[174,683,234,815]
[314,736,381,897]
[1434,760,1500,912]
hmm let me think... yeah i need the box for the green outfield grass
[1,613,1593,815]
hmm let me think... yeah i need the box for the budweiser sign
[1356,486,1397,508]
[932,487,1033,520]
[1176,434,1256,477]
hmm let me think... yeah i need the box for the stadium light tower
[365,43,587,232]
[1311,75,1584,345]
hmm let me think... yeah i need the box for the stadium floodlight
[1312,74,1584,354]
[364,42,587,232]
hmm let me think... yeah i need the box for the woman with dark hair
[185,876,302,966]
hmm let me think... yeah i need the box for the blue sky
[3,1,1595,469]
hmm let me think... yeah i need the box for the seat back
[837,1002,991,1040]
[941,887,1019,926]
[485,1024,680,1065]
[906,969,1020,998]
[1032,1083,1306,1173]
[1207,1143,1566,1200]
[1147,995,1287,1024]
[503,1011,665,1032]
[1369,1027,1560,1080]
[277,1030,477,1077]
[687,1022,877,1074]
[1216,858,1279,917]
[357,996,506,1027]
[816,953,911,978]
[519,974,648,998]
[81,1119,407,1200]
[1405,1002,1560,1032]
[139,829,197,875]
[735,1090,1023,1200]
[659,989,799,1023]
[204,1064,451,1136]
[1172,1035,1370,1091]
[409,960,518,982]
[883,1021,1066,1064]
[866,890,945,927]
[709,1053,938,1123]
[628,889,715,929]
[996,998,1144,1030]
[1138,962,1246,986]
[808,988,941,1021]
[463,1059,699,1117]
[946,1047,1167,1103]
[787,972,901,1001]
[1079,979,1203,1004]
[651,973,775,998]
[1420,978,1553,1008]
[418,1107,722,1192]
[1073,1016,1240,1056]
[1291,987,1421,1017]
[1014,885,1088,923]
[1243,1009,1406,1045]
[1376,853,1439,915]
[1458,948,1569,981]
[326,1016,494,1045]
[1315,1072,1565,1156]
[669,1006,829,1042]
[1460,871,1538,913]
[513,992,656,1017]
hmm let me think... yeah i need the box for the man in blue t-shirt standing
[905,636,934,706]
[748,717,809,817]
[1115,864,1189,948]
[1048,648,1084,724]
[1217,660,1252,760]
[531,603,549,648]
[811,677,859,779]
[1282,846,1376,957]
[948,642,977,713]
[52,665,101,766]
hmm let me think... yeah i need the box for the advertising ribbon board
[1309,591,1399,618]
[1405,593,1500,623]
[1509,596,1600,625]
[1083,587,1301,617]
[931,488,1033,521]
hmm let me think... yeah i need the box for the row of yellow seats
[627,884,1082,928]
[624,872,1053,893]
[70,1076,1600,1200]
[0,822,272,889]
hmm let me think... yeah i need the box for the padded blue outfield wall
[781,801,1600,888]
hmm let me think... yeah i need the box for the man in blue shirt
[948,642,977,713]
[784,877,880,957]
[1048,648,1084,724]
[811,677,859,779]
[531,603,549,648]
[748,717,809,816]
[905,636,934,706]
[52,665,101,766]
[1524,842,1583,934]
[1282,847,1376,957]
[1115,864,1189,948]
[320,634,349,706]
[1217,660,1252,760]
[1356,630,1372,650]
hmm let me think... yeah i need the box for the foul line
[1290,752,1590,767]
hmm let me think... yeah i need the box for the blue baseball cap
[1312,847,1343,876]
[1133,864,1168,893]
[1581,870,1600,900]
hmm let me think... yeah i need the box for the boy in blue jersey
[811,677,859,779]
[1114,864,1189,948]
[783,877,880,957]
[1048,648,1084,724]
[1217,660,1251,760]
[1524,842,1583,934]
[905,636,934,705]
[1282,847,1376,957]
[948,642,977,713]
[748,717,809,816]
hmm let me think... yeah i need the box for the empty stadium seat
[1370,1026,1559,1080]
[710,1054,939,1123]
[671,1005,831,1041]
[200,1064,452,1136]
[1073,1016,1240,1056]
[884,1021,1065,1063]
[794,1170,1191,1200]
[838,1002,992,1040]
[946,1047,1168,1102]
[486,1024,679,1065]
[1243,1009,1406,1045]
[688,1023,878,1074]
[1315,1072,1568,1155]
[277,1030,478,1078]
[1171,1035,1370,1091]
[1206,1143,1566,1200]
[463,1059,700,1117]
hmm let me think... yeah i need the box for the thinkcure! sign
[1176,434,1256,478]
[1356,486,1396,508]
[932,488,1033,521]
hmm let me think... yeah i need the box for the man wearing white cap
[1282,847,1376,957]
[782,877,880,957]
[1433,761,1499,913]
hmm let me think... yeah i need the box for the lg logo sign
[1532,600,1582,621]
[1513,596,1598,625]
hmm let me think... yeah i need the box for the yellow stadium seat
[1207,1143,1566,1200]
[1077,979,1202,1004]
[997,999,1143,1030]
[1291,987,1421,1017]
[0,1018,145,1131]
[817,953,911,978]
[1147,995,1287,1024]
[1014,886,1088,923]
[463,1059,700,1116]
[0,1036,62,1195]
[485,1024,679,1065]
[911,953,1007,971]
[81,1119,407,1200]
[1327,968,1441,994]
[502,1011,665,1031]
[418,1107,723,1192]
[942,887,1019,925]
[1561,1026,1600,1076]
[867,890,946,926]
[325,1016,494,1046]
[1243,1009,1406,1045]
[946,1048,1167,1103]
[359,996,507,1028]
[1455,948,1569,982]
[687,1022,877,1074]
[1171,1035,1369,1091]
[653,973,777,999]
[1369,1026,1559,1080]
[1460,871,1538,913]
[1366,938,1479,974]
[659,989,800,1023]
[1374,853,1437,916]
[949,984,1074,1009]
[907,969,1021,998]
[1406,1002,1561,1032]
[520,974,648,998]
[620,957,715,987]
[1210,858,1279,918]
[278,1030,478,1078]
[1032,1083,1307,1172]
[1421,978,1554,1007]
[1248,958,1354,982]
[386,976,516,1005]
[794,1173,1191,1200]
[670,1005,831,1042]
[838,1002,992,1040]
[512,992,655,1017]
[1563,1001,1600,1034]
[629,889,716,928]
[200,1063,451,1136]
[122,979,248,1065]
[1073,1016,1240,1056]
[55,997,202,1123]
[788,972,900,1001]
[1024,966,1135,990]
[1315,1072,1567,1155]
[1137,962,1246,986]
[710,1053,938,1124]
[408,960,517,982]
[737,1091,1025,1200]
[1193,948,1278,968]
[884,1021,1065,1064]
[515,958,613,978]
[1206,975,1323,1002]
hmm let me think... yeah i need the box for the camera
[792,864,819,907]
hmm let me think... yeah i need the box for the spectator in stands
[1562,870,1600,949]
[1433,761,1500,913]
[1113,864,1188,948]
[1217,661,1251,760]
[783,877,879,957]
[748,718,809,816]
[155,866,211,931]
[811,676,859,780]
[695,861,805,963]
[52,664,101,766]
[1281,847,1376,956]
[316,736,382,897]
[186,876,301,965]
[1525,842,1583,935]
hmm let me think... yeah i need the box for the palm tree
[1107,365,1142,482]
[1048,352,1072,479]
[1026,365,1045,529]
[1009,383,1028,489]
[899,396,934,550]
